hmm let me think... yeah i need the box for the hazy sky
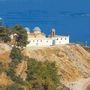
[0,0,90,45]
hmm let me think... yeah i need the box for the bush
[0,26,11,43]
[12,25,28,47]
[6,67,24,84]
[10,46,22,62]
[26,58,59,90]
[6,83,19,90]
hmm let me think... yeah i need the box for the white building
[26,27,69,47]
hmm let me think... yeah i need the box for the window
[65,38,67,40]
[57,38,58,40]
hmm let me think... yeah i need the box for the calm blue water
[0,0,90,45]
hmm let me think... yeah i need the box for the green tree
[0,26,11,42]
[12,25,28,47]
[10,46,22,63]
[27,58,59,90]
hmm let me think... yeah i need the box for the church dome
[25,27,30,32]
[33,27,41,32]
[24,27,30,34]
[33,27,41,34]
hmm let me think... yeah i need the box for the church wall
[27,36,69,47]
[52,36,69,45]
[27,38,52,47]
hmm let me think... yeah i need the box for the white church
[25,27,69,47]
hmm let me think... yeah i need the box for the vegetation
[12,25,28,47]
[6,57,59,90]
[7,83,20,90]
[0,26,11,43]
[10,46,22,63]
[26,58,59,90]
[6,68,24,84]
[0,24,27,47]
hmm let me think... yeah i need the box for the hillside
[25,44,90,88]
[0,43,90,89]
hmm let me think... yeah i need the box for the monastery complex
[26,27,69,47]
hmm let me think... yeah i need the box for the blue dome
[24,27,30,32]
[33,27,41,32]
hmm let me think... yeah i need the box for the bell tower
[51,28,56,37]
